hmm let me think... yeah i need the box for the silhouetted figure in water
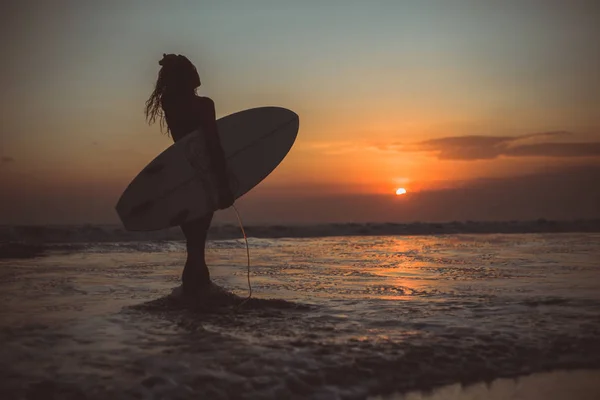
[145,53,234,298]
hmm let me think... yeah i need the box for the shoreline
[1,219,599,244]
[209,218,600,240]
[1,219,599,260]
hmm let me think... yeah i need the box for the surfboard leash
[232,203,252,305]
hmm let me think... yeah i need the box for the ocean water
[1,233,599,399]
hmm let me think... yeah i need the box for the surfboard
[116,106,299,231]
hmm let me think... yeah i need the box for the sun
[395,188,407,196]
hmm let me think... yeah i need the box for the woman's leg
[180,212,214,294]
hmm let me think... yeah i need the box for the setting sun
[395,188,407,196]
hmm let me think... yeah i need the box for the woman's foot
[177,281,242,306]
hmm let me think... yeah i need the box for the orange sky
[1,1,599,224]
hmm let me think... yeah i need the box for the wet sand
[379,369,600,400]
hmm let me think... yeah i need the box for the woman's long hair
[144,54,201,135]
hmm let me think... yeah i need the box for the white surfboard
[116,106,299,231]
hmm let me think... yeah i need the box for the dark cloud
[222,164,600,224]
[410,131,600,160]
[1,164,599,225]
[1,156,14,163]
[505,142,600,158]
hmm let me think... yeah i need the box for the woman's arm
[198,97,234,209]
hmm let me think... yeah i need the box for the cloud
[305,131,600,160]
[408,131,600,160]
[1,156,15,164]
[215,164,600,224]
[505,142,600,158]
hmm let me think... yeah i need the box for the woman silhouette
[145,53,233,298]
